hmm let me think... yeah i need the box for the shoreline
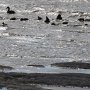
[0,72,90,89]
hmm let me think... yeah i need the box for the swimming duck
[20,18,28,21]
[44,16,50,24]
[2,22,7,27]
[0,22,8,31]
[6,7,16,14]
[56,14,62,20]
[10,17,17,20]
[37,16,42,20]
[62,21,68,24]
[78,18,84,22]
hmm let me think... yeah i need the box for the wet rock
[27,65,45,68]
[0,72,90,88]
[0,65,13,71]
[51,61,90,69]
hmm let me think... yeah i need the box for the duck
[62,21,68,24]
[44,16,50,24]
[78,18,84,22]
[56,14,62,20]
[10,17,17,20]
[0,22,8,31]
[2,22,7,27]
[20,18,28,21]
[37,16,42,20]
[6,7,16,14]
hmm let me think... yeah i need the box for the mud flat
[0,72,90,89]
[51,61,90,69]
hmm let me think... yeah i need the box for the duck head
[6,7,10,11]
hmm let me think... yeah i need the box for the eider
[37,16,42,20]
[44,16,50,24]
[56,14,62,20]
[2,22,7,27]
[10,17,17,20]
[78,18,84,22]
[62,21,68,24]
[6,7,16,14]
[20,18,28,21]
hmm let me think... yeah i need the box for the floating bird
[20,18,28,21]
[44,16,50,24]
[56,14,62,20]
[6,7,16,14]
[62,21,68,24]
[78,18,84,22]
[51,22,56,25]
[2,22,7,27]
[0,22,8,31]
[37,16,42,20]
[10,17,17,20]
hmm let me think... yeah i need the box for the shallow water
[3,65,90,74]
[42,86,90,90]
[0,0,90,75]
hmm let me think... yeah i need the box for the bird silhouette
[6,7,16,14]
[44,16,50,24]
[56,14,62,20]
[37,16,42,20]
[20,18,28,21]
[10,17,17,20]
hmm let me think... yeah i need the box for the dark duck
[37,16,42,20]
[6,7,16,14]
[20,18,28,21]
[2,22,7,27]
[10,17,17,20]
[56,14,62,20]
[78,18,84,22]
[44,16,50,24]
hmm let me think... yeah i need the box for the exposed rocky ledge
[0,72,90,89]
[51,61,90,69]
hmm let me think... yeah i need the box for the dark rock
[0,72,90,88]
[27,65,45,68]
[51,61,90,69]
